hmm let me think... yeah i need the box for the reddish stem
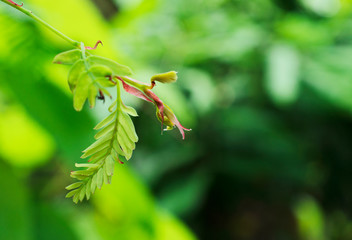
[85,40,103,50]
[7,0,23,7]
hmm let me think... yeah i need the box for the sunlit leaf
[88,56,133,76]
[53,49,81,65]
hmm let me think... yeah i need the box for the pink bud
[116,76,190,139]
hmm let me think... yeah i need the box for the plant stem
[119,76,151,91]
[0,0,80,47]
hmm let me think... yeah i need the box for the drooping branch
[0,0,80,47]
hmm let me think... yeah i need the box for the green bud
[151,71,178,84]
[53,49,82,65]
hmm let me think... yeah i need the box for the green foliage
[52,44,141,202]
[0,1,197,239]
[50,38,188,202]
[53,49,81,65]
[49,24,188,202]
[88,56,133,76]
[53,45,132,111]
[54,44,188,202]
[66,100,139,203]
[6,0,352,239]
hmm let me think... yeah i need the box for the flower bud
[151,71,178,84]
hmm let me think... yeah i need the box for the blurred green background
[1,0,352,239]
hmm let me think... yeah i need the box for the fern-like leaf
[66,100,138,203]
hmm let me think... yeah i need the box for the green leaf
[67,60,85,92]
[94,111,116,130]
[73,193,80,204]
[113,140,125,156]
[74,163,99,168]
[88,56,133,76]
[79,185,86,201]
[91,173,98,194]
[110,150,119,161]
[103,168,112,184]
[73,72,90,111]
[86,178,92,200]
[53,49,82,65]
[119,112,138,142]
[106,155,115,176]
[88,84,98,108]
[103,164,108,181]
[71,169,94,177]
[65,189,79,198]
[70,174,87,181]
[86,148,108,163]
[97,168,104,189]
[119,123,135,151]
[117,128,133,160]
[94,121,115,140]
[89,65,113,77]
[121,103,138,117]
[108,101,117,112]
[96,77,116,87]
[81,145,109,159]
[65,182,83,190]
[82,132,112,154]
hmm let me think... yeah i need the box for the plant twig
[0,0,80,47]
